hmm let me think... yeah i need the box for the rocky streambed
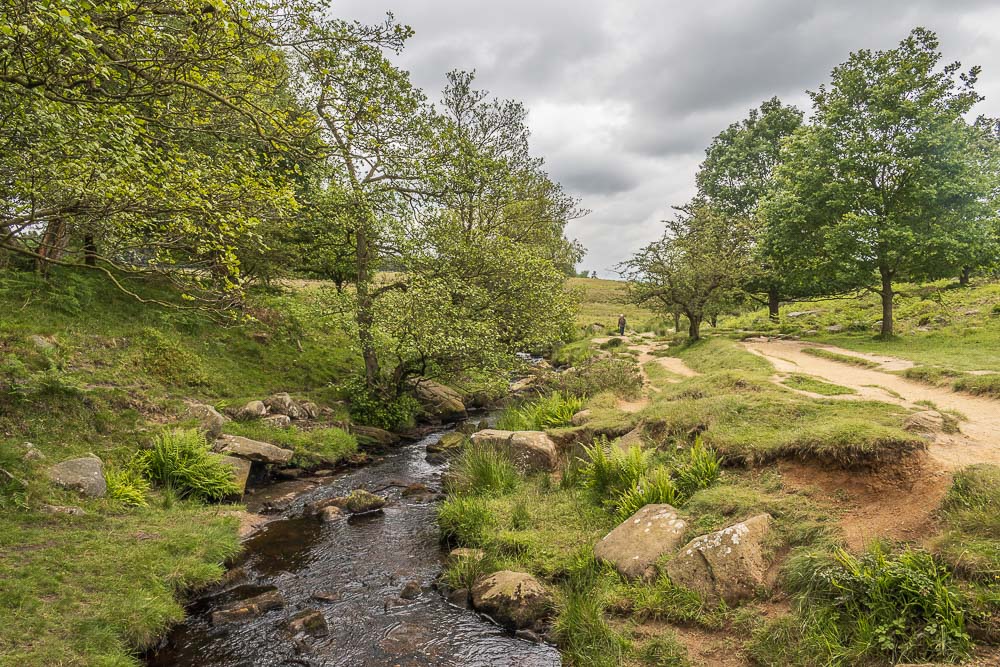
[145,427,561,667]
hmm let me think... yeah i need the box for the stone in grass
[469,430,559,472]
[46,455,106,497]
[285,608,329,638]
[218,455,252,494]
[665,514,773,605]
[186,401,228,439]
[214,434,293,465]
[234,400,268,422]
[471,571,553,632]
[264,393,306,420]
[426,431,466,454]
[594,504,688,581]
[211,589,284,625]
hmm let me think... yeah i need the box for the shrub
[342,377,420,430]
[437,495,496,546]
[496,392,584,431]
[141,429,240,501]
[599,337,625,350]
[775,544,972,665]
[104,463,150,508]
[447,443,520,498]
[549,356,644,399]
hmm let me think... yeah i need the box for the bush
[772,544,972,665]
[496,392,584,431]
[549,356,643,399]
[104,463,150,508]
[342,377,420,430]
[141,429,240,501]
[447,443,520,498]
[599,337,625,350]
[578,437,651,501]
[437,495,496,546]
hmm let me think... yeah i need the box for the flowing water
[146,430,562,667]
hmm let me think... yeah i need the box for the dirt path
[743,339,1000,470]
[594,336,698,413]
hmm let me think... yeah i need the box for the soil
[778,454,951,551]
[744,339,1000,470]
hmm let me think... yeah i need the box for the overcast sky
[331,1,1000,276]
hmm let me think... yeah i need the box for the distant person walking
[617,314,626,336]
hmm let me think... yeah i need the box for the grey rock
[285,609,328,637]
[400,580,421,600]
[47,455,106,497]
[264,393,306,420]
[235,400,268,422]
[186,402,228,439]
[211,589,284,625]
[214,434,293,465]
[471,571,552,631]
[218,455,252,493]
[595,504,687,581]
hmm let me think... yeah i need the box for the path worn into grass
[594,335,698,413]
[744,339,1000,470]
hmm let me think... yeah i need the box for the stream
[146,428,562,667]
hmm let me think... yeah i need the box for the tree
[620,204,757,340]
[696,97,803,320]
[763,28,995,336]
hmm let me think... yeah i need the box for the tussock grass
[497,392,584,431]
[548,357,644,399]
[931,464,1000,583]
[446,443,520,498]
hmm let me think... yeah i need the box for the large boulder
[412,379,467,423]
[264,392,306,420]
[186,402,228,439]
[234,400,268,422]
[214,434,293,465]
[218,455,252,493]
[47,455,106,497]
[594,504,688,581]
[666,514,773,605]
[470,429,558,472]
[471,571,552,632]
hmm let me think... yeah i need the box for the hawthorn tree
[763,28,996,336]
[621,204,757,340]
[696,97,803,320]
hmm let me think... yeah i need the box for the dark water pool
[146,431,561,667]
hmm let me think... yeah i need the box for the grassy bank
[0,270,361,666]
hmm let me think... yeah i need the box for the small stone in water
[400,580,421,600]
[310,590,341,603]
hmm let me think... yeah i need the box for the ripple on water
[146,431,561,667]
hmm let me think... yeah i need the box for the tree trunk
[83,234,97,267]
[709,314,717,328]
[768,289,780,322]
[688,314,702,340]
[959,266,971,286]
[673,312,680,333]
[355,223,381,390]
[879,267,894,338]
[36,219,67,274]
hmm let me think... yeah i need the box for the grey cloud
[331,0,1000,275]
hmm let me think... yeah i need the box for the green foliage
[141,429,239,502]
[437,495,496,547]
[104,463,150,509]
[342,378,420,430]
[638,633,691,667]
[800,347,879,369]
[578,438,651,500]
[781,373,857,396]
[763,544,973,665]
[673,438,723,497]
[222,421,356,469]
[553,587,630,667]
[624,576,716,627]
[550,356,644,399]
[615,467,682,521]
[132,327,209,387]
[496,392,585,431]
[447,443,521,498]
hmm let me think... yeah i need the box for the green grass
[446,443,520,497]
[142,429,241,501]
[749,544,973,666]
[0,502,240,666]
[931,465,1000,583]
[800,346,879,368]
[781,373,857,396]
[724,279,1000,375]
[638,340,922,467]
[566,277,654,330]
[496,392,585,431]
[221,421,357,469]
